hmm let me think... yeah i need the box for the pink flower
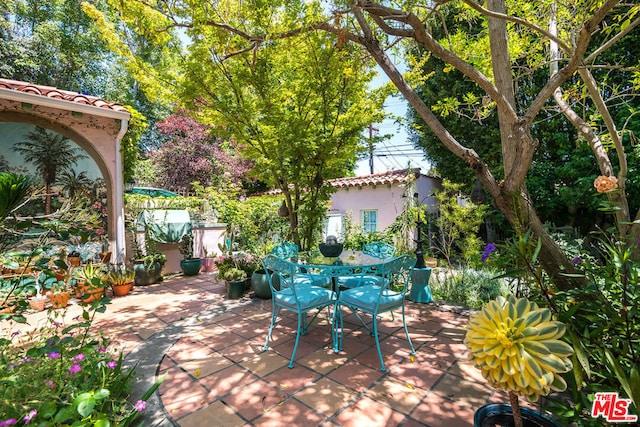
[0,418,17,426]
[73,354,85,362]
[46,352,60,359]
[69,363,82,374]
[106,361,117,369]
[134,400,146,412]
[23,410,37,424]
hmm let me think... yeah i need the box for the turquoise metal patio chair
[362,241,396,259]
[336,254,416,371]
[271,242,330,287]
[336,241,396,289]
[271,241,299,260]
[262,254,338,368]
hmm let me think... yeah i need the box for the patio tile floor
[1,273,501,426]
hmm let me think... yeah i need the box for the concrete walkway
[2,273,506,426]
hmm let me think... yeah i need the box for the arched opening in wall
[0,118,113,261]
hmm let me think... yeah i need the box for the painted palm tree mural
[14,126,86,214]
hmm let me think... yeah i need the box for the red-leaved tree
[150,111,252,191]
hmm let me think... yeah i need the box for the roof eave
[0,88,131,121]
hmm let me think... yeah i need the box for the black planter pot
[474,403,561,427]
[180,258,202,276]
[251,269,273,299]
[133,261,163,286]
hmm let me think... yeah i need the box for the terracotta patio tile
[388,358,445,392]
[297,346,349,374]
[222,378,287,422]
[220,338,265,363]
[333,395,407,427]
[176,400,247,426]
[327,360,384,392]
[295,377,358,418]
[240,349,290,376]
[366,376,427,415]
[198,364,258,398]
[431,372,493,408]
[409,392,475,427]
[264,365,322,395]
[161,369,216,419]
[179,350,233,378]
[252,396,325,426]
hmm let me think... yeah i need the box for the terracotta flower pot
[76,281,105,303]
[48,292,70,309]
[112,282,134,297]
[68,256,81,267]
[99,252,112,263]
[28,297,47,311]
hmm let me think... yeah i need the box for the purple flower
[46,352,60,359]
[11,331,19,337]
[69,363,82,374]
[572,256,582,265]
[45,380,55,389]
[23,410,37,424]
[52,322,63,327]
[481,243,497,263]
[23,357,31,363]
[7,364,14,371]
[73,354,85,362]
[134,400,147,412]
[97,346,108,353]
[0,419,17,426]
[106,361,118,369]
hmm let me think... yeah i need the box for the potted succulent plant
[106,266,135,297]
[47,280,71,309]
[179,232,202,276]
[73,262,106,303]
[223,268,247,299]
[464,295,574,427]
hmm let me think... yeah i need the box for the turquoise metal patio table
[290,250,396,352]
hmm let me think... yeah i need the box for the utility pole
[367,125,379,174]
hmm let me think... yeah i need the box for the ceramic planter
[251,269,273,299]
[99,252,112,263]
[202,257,216,272]
[226,279,246,299]
[133,261,163,286]
[180,258,202,276]
[474,403,561,427]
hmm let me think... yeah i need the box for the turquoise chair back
[362,241,396,259]
[271,242,299,260]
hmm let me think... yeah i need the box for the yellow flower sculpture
[464,295,574,402]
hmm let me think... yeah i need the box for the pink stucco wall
[329,175,442,232]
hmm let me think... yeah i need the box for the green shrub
[429,266,507,309]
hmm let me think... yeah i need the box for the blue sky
[354,69,431,176]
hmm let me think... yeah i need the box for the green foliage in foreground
[0,302,165,426]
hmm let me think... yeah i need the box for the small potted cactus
[464,295,574,427]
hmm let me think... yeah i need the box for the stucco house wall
[325,169,442,236]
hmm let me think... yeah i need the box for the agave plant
[464,295,574,427]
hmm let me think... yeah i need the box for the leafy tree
[432,181,487,265]
[151,111,252,192]
[85,0,640,287]
[86,4,383,249]
[14,126,86,214]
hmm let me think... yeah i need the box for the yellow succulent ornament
[464,295,574,403]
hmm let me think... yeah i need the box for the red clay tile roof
[0,78,129,113]
[330,168,421,188]
[256,168,421,195]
